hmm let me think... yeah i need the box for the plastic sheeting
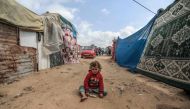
[42,13,78,55]
[42,13,64,55]
[0,0,43,31]
[116,15,157,71]
[42,13,79,65]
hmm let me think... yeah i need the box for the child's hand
[85,92,89,96]
[99,93,103,98]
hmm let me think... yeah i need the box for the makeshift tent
[42,13,79,67]
[116,15,157,71]
[0,0,43,31]
[137,0,190,91]
[0,0,50,71]
[0,0,43,83]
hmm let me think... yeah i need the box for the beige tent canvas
[0,0,43,31]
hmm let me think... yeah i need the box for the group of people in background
[94,47,111,56]
[95,47,104,56]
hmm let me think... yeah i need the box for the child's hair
[89,60,102,70]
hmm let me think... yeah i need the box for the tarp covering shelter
[0,0,43,31]
[137,0,190,91]
[42,13,78,55]
[42,13,65,55]
[115,15,157,71]
[0,0,41,83]
[42,12,79,67]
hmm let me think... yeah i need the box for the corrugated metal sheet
[0,22,37,83]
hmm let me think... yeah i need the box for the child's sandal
[80,97,88,102]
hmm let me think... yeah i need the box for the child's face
[91,67,99,74]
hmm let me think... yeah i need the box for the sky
[17,0,174,47]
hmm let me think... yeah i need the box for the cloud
[17,0,85,6]
[16,0,79,21]
[77,21,136,47]
[63,0,85,3]
[16,0,40,11]
[48,5,79,21]
[101,8,110,15]
[119,26,136,38]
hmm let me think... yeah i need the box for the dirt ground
[0,56,190,109]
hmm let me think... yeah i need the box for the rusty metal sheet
[0,22,18,83]
[0,22,37,83]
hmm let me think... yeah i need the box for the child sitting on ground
[79,60,107,102]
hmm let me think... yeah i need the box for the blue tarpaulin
[116,15,157,71]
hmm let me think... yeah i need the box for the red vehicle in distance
[81,46,96,58]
